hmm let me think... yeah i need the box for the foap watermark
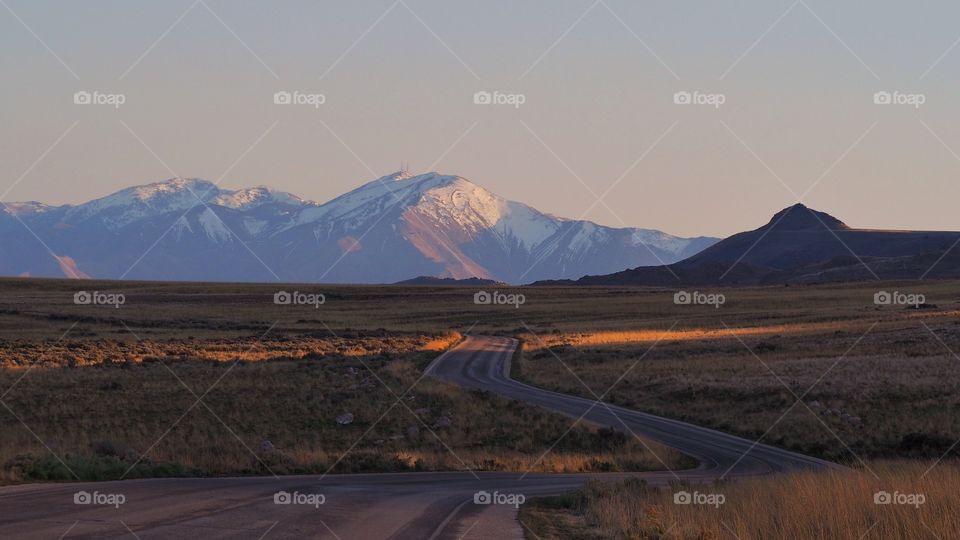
[674,290,725,309]
[474,490,525,508]
[74,290,125,308]
[274,290,326,308]
[274,90,326,108]
[273,490,325,508]
[73,90,126,109]
[873,91,925,109]
[74,490,125,508]
[674,490,725,508]
[473,90,526,109]
[874,490,925,508]
[474,290,525,309]
[673,90,725,109]
[874,290,925,308]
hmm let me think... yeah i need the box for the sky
[1,0,959,238]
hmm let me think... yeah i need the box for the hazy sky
[2,1,959,237]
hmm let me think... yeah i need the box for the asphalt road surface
[0,335,837,539]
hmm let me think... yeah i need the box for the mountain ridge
[537,203,960,287]
[0,172,718,284]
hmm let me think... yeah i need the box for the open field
[515,290,960,462]
[1,277,959,484]
[7,277,960,338]
[520,461,960,539]
[0,329,685,484]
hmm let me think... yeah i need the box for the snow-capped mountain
[0,172,717,283]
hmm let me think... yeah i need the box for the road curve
[0,335,836,539]
[428,335,838,478]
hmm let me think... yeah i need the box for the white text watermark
[674,490,725,508]
[274,90,326,108]
[274,490,325,508]
[74,91,125,108]
[874,290,924,308]
[474,290,525,308]
[74,490,125,508]
[74,291,125,308]
[674,90,725,108]
[873,91,925,108]
[274,290,325,308]
[874,490,925,508]
[674,290,725,308]
[473,90,526,108]
[474,490,525,508]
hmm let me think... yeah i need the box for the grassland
[520,461,960,539]
[0,278,693,483]
[0,340,686,483]
[2,277,959,488]
[514,288,960,463]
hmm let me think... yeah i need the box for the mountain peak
[2,201,51,216]
[293,171,491,228]
[135,177,216,200]
[387,170,416,181]
[762,203,848,232]
[213,185,307,209]
[347,172,471,202]
[385,170,457,183]
[388,171,463,187]
[61,177,219,228]
[0,171,720,283]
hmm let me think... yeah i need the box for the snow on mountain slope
[285,171,431,230]
[55,178,309,232]
[63,178,219,228]
[290,172,702,258]
[411,176,560,250]
[0,172,718,283]
[214,186,308,209]
[2,202,53,216]
[271,172,717,282]
[197,207,233,243]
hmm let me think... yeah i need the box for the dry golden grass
[521,461,960,539]
[2,278,958,484]
[517,300,960,462]
[0,333,462,368]
[0,332,687,484]
[535,320,868,347]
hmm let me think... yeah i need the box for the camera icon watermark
[274,90,326,108]
[474,290,525,309]
[673,490,725,508]
[274,290,325,308]
[873,90,925,108]
[874,490,925,508]
[74,290,125,308]
[473,90,526,108]
[74,490,125,508]
[673,90,725,109]
[273,490,325,508]
[473,490,525,508]
[873,290,924,308]
[73,90,126,109]
[674,290,725,309]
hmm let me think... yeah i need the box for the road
[0,335,836,539]
[427,336,837,477]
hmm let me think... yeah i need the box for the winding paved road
[428,336,837,477]
[0,335,836,539]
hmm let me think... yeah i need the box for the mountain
[394,276,506,286]
[0,172,717,284]
[546,203,960,286]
